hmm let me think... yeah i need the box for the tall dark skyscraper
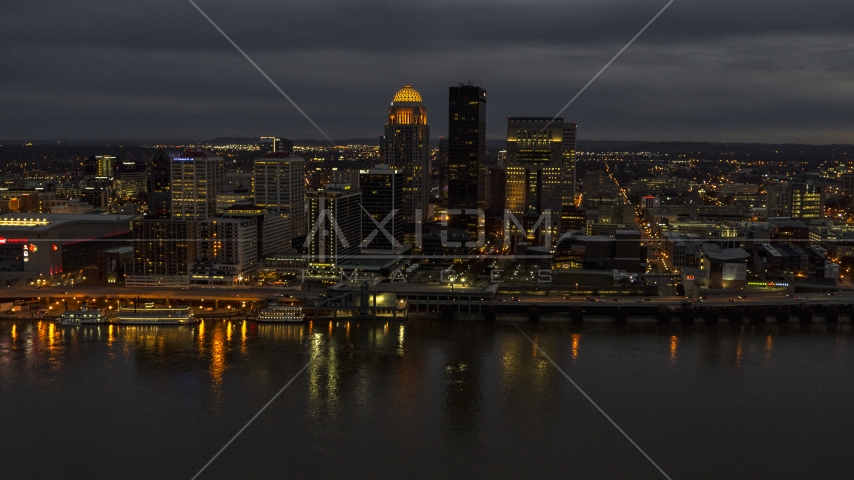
[359,164,403,250]
[147,148,182,218]
[437,137,449,200]
[447,84,486,230]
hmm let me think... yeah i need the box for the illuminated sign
[0,237,28,244]
[686,275,695,281]
[747,281,790,287]
[173,157,195,162]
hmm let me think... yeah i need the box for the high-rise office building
[437,137,449,199]
[766,182,824,219]
[766,183,791,218]
[148,148,182,217]
[584,170,608,196]
[171,148,224,221]
[254,152,306,237]
[505,117,566,215]
[221,204,291,261]
[790,182,824,219]
[505,117,576,242]
[561,122,577,205]
[447,84,486,213]
[359,164,403,250]
[841,173,854,197]
[259,136,294,155]
[306,184,361,278]
[486,167,507,214]
[381,85,430,225]
[86,155,116,179]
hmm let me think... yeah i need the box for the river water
[1,319,853,479]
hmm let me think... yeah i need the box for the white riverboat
[256,300,304,323]
[110,305,197,325]
[59,305,107,325]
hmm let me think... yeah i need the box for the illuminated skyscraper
[254,152,306,237]
[505,117,573,241]
[170,148,224,221]
[561,122,577,205]
[767,182,824,219]
[381,85,430,225]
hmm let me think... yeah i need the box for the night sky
[2,0,852,143]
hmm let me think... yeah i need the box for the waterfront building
[191,217,258,286]
[306,184,361,279]
[700,244,750,289]
[126,218,197,287]
[381,85,430,224]
[0,213,133,286]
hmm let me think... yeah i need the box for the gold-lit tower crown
[388,84,427,125]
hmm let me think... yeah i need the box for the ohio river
[1,319,853,480]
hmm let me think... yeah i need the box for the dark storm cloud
[1,0,852,143]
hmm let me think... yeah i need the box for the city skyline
[1,1,853,143]
[4,2,854,479]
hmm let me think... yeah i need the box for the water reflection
[1,319,852,443]
[735,336,744,368]
[442,324,487,444]
[210,326,226,387]
[670,335,678,364]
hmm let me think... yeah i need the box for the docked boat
[256,300,304,323]
[59,304,107,325]
[110,305,197,325]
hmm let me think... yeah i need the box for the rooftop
[392,84,422,104]
[0,213,135,232]
[703,246,750,261]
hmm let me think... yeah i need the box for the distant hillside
[207,137,261,145]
